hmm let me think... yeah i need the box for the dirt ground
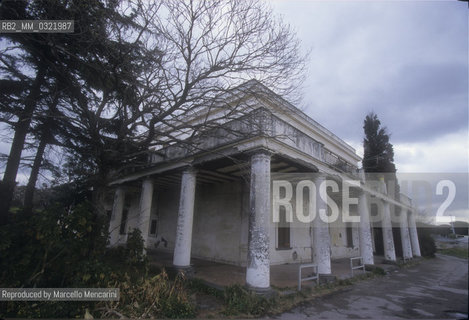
[275,254,468,319]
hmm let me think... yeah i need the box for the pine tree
[362,112,396,173]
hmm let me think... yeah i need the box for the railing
[322,148,357,175]
[298,263,319,290]
[350,256,365,276]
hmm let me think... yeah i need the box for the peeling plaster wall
[123,196,141,236]
[146,181,245,265]
[269,226,313,265]
[268,199,362,265]
[270,111,359,166]
[268,182,314,266]
[329,214,360,259]
[147,186,180,250]
[272,117,323,160]
[119,177,363,266]
[191,181,244,265]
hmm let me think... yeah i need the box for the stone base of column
[400,256,413,263]
[318,274,336,284]
[170,265,195,278]
[382,259,399,265]
[245,285,276,298]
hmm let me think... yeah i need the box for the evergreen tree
[362,112,396,173]
[0,0,145,222]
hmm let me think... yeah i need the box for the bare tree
[0,0,307,218]
[135,0,306,145]
[59,0,308,185]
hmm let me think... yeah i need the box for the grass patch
[438,247,468,259]
[264,272,380,317]
[222,285,273,316]
[187,278,224,299]
[372,266,387,275]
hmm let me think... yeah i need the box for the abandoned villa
[105,80,421,291]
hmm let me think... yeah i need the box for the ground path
[276,254,468,319]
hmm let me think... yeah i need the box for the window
[277,207,291,249]
[119,209,128,235]
[150,219,157,235]
[345,222,353,248]
[124,196,131,208]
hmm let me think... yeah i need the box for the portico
[106,81,421,291]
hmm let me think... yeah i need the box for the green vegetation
[362,112,396,174]
[98,271,196,319]
[187,278,224,299]
[417,229,437,257]
[0,202,196,319]
[438,247,468,260]
[371,266,387,275]
[222,285,273,316]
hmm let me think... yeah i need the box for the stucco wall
[191,181,245,265]
[142,180,246,266]
[329,215,360,259]
[147,186,180,250]
[269,226,313,265]
[117,178,361,265]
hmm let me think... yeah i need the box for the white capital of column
[109,187,125,246]
[173,169,197,268]
[358,192,374,265]
[408,211,421,257]
[138,178,154,247]
[246,151,271,290]
[312,175,332,274]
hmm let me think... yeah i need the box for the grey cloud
[286,1,469,147]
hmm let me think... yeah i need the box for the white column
[312,175,332,274]
[109,187,125,246]
[408,210,421,257]
[358,192,374,265]
[382,200,396,261]
[173,169,197,268]
[138,178,154,247]
[400,210,413,259]
[379,179,396,262]
[246,151,271,290]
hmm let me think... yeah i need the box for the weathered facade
[106,80,421,291]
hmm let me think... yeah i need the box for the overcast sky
[2,1,467,174]
[271,0,468,173]
[270,0,468,222]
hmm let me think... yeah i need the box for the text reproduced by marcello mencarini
[0,288,119,301]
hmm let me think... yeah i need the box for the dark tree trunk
[23,91,59,216]
[0,65,46,225]
[23,134,49,215]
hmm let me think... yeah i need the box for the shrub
[0,201,108,288]
[418,229,436,257]
[125,228,146,266]
[0,202,109,317]
[98,270,196,319]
